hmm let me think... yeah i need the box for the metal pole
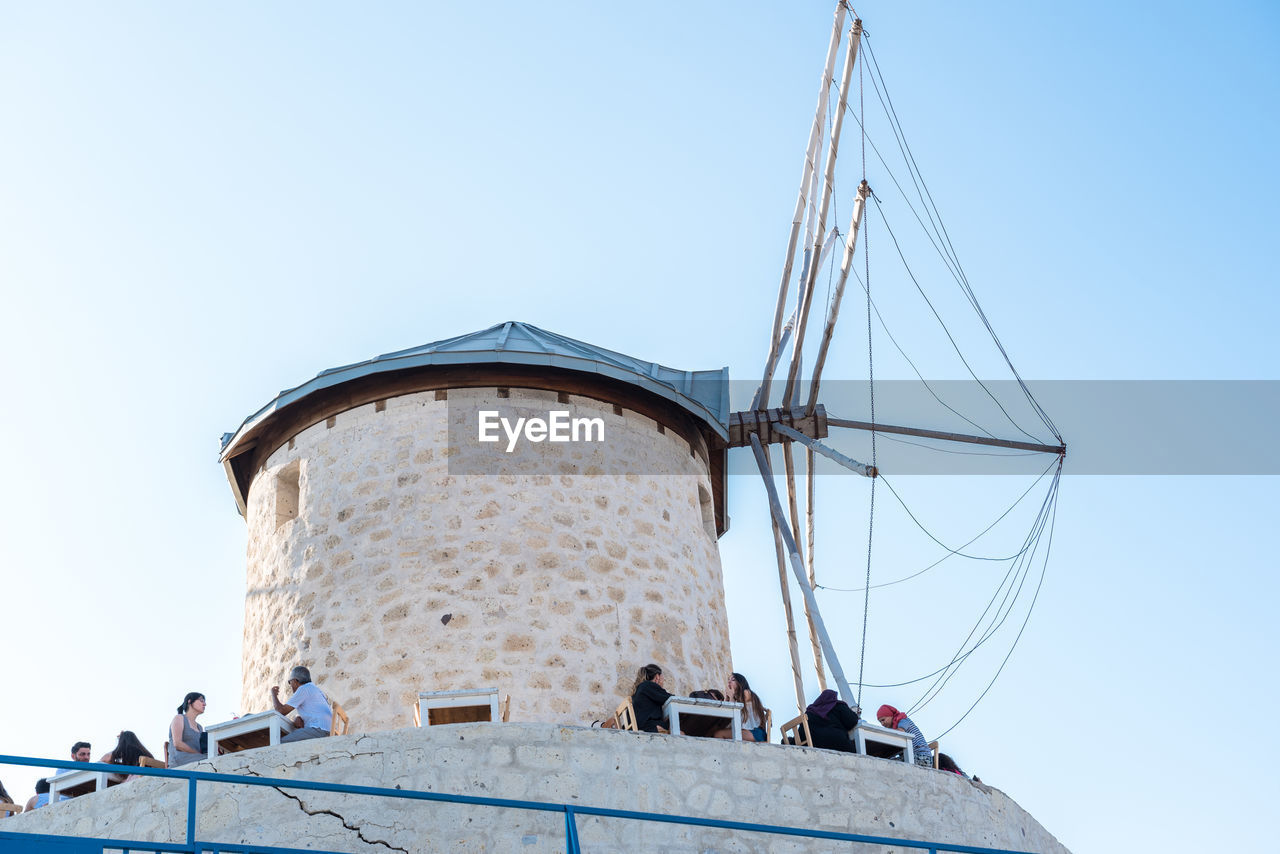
[565,806,581,854]
[751,434,859,712]
[827,416,1066,456]
[756,1,848,411]
[187,777,197,849]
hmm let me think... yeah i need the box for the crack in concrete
[274,787,407,853]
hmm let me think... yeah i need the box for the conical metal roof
[220,321,730,458]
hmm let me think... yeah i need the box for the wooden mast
[752,0,849,712]
[742,1,1065,726]
[780,15,863,698]
[754,1,848,412]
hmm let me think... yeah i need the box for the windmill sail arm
[757,2,849,411]
[806,180,871,416]
[775,422,876,478]
[782,18,865,410]
[750,434,860,713]
[828,416,1066,455]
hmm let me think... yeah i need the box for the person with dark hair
[937,753,994,793]
[726,672,767,742]
[100,731,156,782]
[50,740,94,786]
[271,665,333,743]
[0,778,13,805]
[629,663,671,733]
[805,689,860,752]
[876,704,935,768]
[681,689,733,738]
[169,692,208,766]
[24,777,64,811]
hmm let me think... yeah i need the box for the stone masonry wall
[239,388,731,731]
[10,723,1071,853]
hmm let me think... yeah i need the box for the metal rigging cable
[875,471,1048,562]
[862,36,1062,442]
[855,482,1056,694]
[906,466,1061,715]
[874,195,1047,445]
[817,455,1059,593]
[929,461,1063,740]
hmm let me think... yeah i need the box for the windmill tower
[219,322,734,730]
[218,0,1067,741]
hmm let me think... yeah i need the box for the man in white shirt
[270,665,333,743]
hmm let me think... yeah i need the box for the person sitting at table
[169,692,208,766]
[70,742,92,764]
[805,689,860,752]
[726,672,768,743]
[23,778,64,811]
[629,663,671,733]
[876,704,935,768]
[271,665,333,742]
[100,731,156,782]
[680,689,733,738]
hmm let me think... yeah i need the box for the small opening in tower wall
[275,460,301,529]
[698,483,716,540]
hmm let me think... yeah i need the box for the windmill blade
[782,18,864,410]
[750,433,860,713]
[755,2,848,412]
[807,180,871,416]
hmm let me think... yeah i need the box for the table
[853,721,915,764]
[415,687,500,726]
[662,696,744,740]
[47,768,118,801]
[205,710,293,758]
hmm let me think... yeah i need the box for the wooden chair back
[330,701,351,736]
[138,756,166,769]
[780,713,812,747]
[927,740,940,769]
[0,802,23,816]
[614,699,639,732]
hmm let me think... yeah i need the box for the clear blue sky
[2,2,1277,851]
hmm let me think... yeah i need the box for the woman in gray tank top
[168,692,207,767]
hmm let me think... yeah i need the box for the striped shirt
[896,716,932,763]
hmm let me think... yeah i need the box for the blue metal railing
[1,752,1035,854]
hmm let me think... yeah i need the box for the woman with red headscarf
[876,704,934,767]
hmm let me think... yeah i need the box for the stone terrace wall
[240,388,731,731]
[10,723,1070,854]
